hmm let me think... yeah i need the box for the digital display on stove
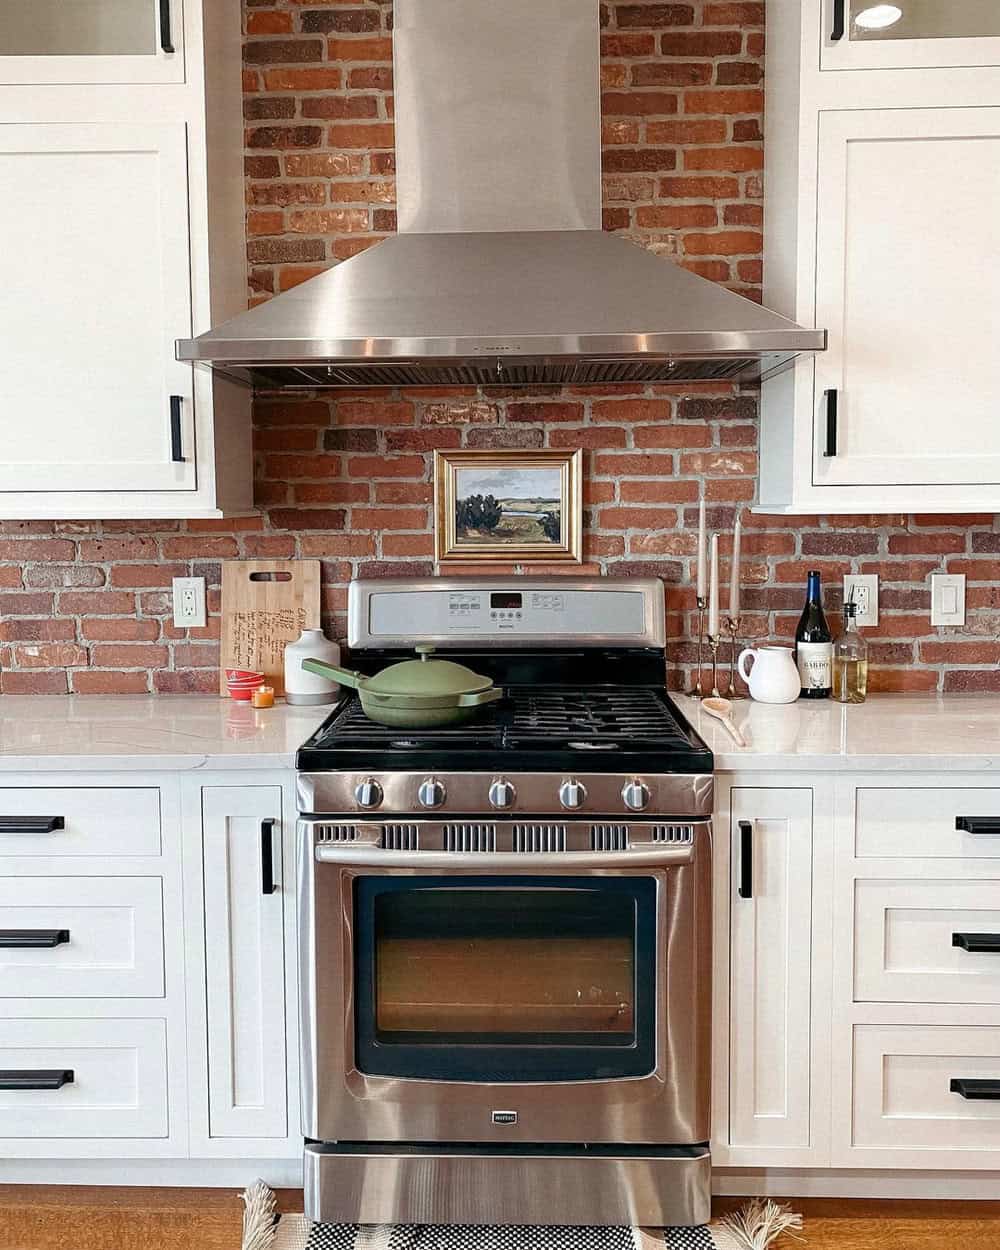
[490,592,522,609]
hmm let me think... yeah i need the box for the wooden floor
[1,1187,999,1250]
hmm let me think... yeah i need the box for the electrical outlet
[931,573,966,627]
[172,576,206,628]
[843,574,879,627]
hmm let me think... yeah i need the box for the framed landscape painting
[433,449,583,564]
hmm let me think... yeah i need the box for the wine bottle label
[797,642,833,690]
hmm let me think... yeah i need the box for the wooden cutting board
[219,559,321,696]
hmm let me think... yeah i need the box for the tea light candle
[251,685,275,709]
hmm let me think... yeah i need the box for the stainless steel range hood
[177,0,825,389]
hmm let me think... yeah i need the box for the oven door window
[354,876,656,1082]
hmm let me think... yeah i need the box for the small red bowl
[226,669,264,700]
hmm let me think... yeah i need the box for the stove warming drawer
[303,1143,711,1228]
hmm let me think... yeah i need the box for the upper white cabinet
[821,0,1000,72]
[813,107,1000,491]
[759,2,1000,514]
[0,0,185,85]
[0,123,196,495]
[0,0,251,519]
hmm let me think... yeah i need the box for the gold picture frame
[433,449,583,564]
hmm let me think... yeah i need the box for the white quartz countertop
[680,693,1000,772]
[0,695,332,772]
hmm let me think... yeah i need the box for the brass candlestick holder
[707,631,723,699]
[725,615,746,700]
[689,595,708,698]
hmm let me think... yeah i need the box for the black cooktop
[297,685,712,774]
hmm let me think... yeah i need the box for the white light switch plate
[172,577,206,628]
[931,573,966,627]
[843,574,879,626]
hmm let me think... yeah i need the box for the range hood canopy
[177,0,825,389]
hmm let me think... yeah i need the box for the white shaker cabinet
[713,779,833,1167]
[759,2,1000,514]
[199,786,292,1145]
[0,123,196,495]
[0,0,250,519]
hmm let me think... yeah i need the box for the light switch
[931,573,965,627]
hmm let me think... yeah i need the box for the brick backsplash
[0,0,997,696]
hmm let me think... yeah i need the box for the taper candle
[729,512,742,620]
[696,495,707,600]
[708,533,720,637]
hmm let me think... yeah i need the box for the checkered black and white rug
[268,1216,745,1250]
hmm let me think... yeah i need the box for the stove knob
[354,777,383,809]
[622,779,651,812]
[488,778,516,809]
[418,777,447,809]
[559,779,587,810]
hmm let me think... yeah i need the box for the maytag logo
[492,1110,518,1125]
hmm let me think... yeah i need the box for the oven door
[300,834,711,1147]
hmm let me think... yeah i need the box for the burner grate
[507,689,691,750]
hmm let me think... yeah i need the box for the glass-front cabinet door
[354,876,657,1082]
[0,0,183,85]
[822,0,1000,70]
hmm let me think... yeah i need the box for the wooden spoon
[701,696,748,748]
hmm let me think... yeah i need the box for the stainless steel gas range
[296,577,714,1228]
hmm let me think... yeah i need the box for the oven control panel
[300,771,714,821]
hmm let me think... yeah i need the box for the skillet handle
[301,658,363,688]
[457,687,504,708]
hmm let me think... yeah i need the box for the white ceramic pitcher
[738,644,800,705]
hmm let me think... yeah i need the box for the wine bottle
[795,570,832,699]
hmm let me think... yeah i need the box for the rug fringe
[241,1178,278,1250]
[715,1199,804,1250]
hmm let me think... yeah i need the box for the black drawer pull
[0,929,69,949]
[0,817,65,835]
[738,820,753,900]
[831,0,846,41]
[950,1078,1000,1101]
[956,817,1000,835]
[159,0,175,53]
[0,1069,74,1090]
[953,932,1000,954]
[261,818,277,895]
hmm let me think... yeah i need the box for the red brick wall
[0,0,996,696]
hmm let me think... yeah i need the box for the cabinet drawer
[0,788,160,857]
[0,1017,167,1138]
[856,789,1000,858]
[0,878,163,998]
[853,1025,1000,1154]
[855,879,1000,1005]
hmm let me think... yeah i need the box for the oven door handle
[314,844,694,869]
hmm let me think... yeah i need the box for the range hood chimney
[177,0,825,388]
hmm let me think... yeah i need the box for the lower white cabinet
[201,786,289,1141]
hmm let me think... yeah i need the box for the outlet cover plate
[172,577,206,628]
[931,573,966,627]
[843,574,879,627]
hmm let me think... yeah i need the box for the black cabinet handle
[169,395,185,462]
[0,1070,74,1090]
[823,389,838,457]
[0,930,69,949]
[953,932,1000,954]
[956,816,1000,835]
[950,1078,1000,1100]
[0,817,64,835]
[159,0,175,53]
[831,0,846,40]
[738,820,753,899]
[261,818,277,895]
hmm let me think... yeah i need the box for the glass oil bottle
[833,596,868,704]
